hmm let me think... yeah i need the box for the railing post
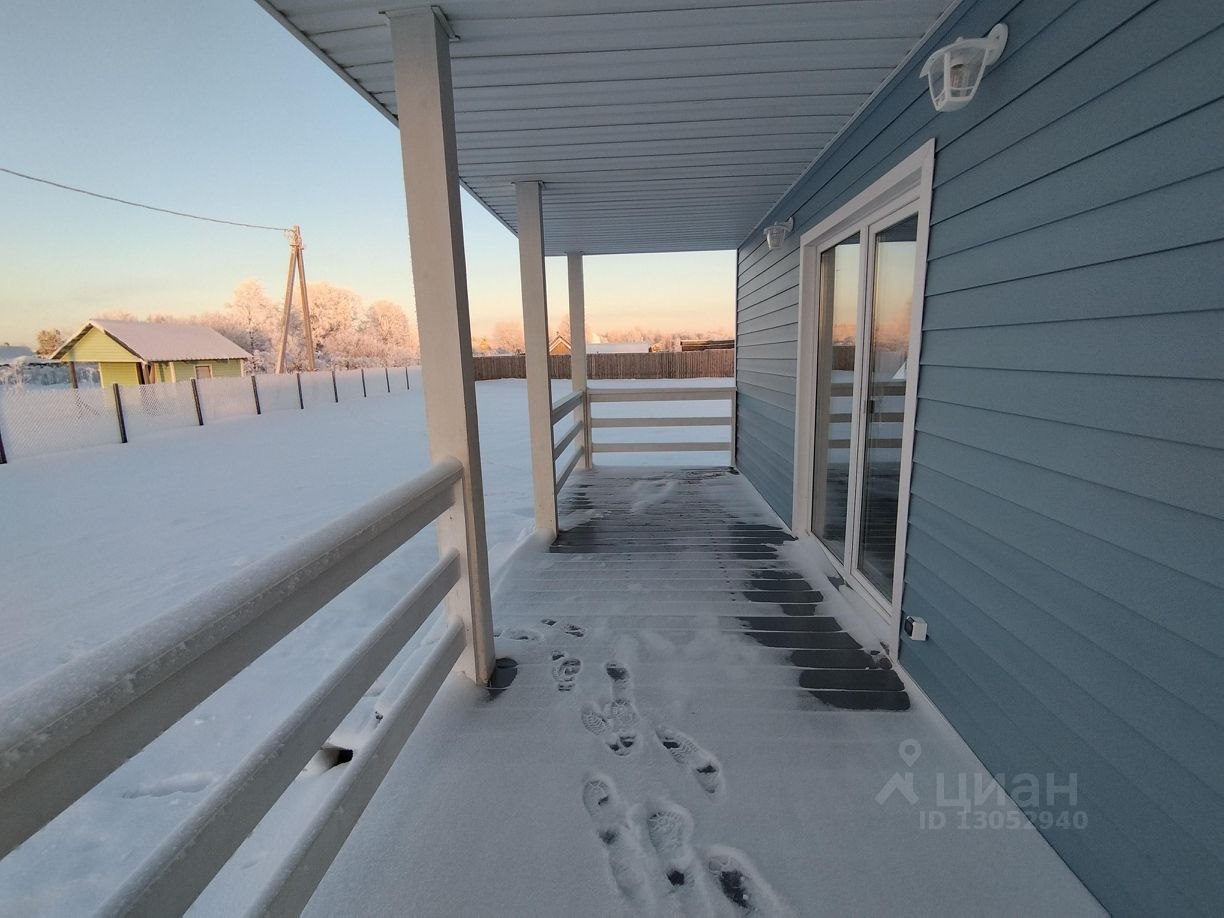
[388,6,495,684]
[112,382,128,444]
[515,180,558,536]
[251,374,262,415]
[582,390,593,469]
[567,251,591,470]
[190,377,204,426]
[296,372,304,409]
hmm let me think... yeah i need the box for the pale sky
[0,0,736,348]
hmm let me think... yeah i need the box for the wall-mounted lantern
[920,23,1008,112]
[764,218,794,250]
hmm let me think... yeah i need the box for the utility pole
[274,225,316,372]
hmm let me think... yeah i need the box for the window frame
[791,140,935,634]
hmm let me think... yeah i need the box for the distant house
[587,340,650,354]
[53,319,252,387]
[547,333,571,355]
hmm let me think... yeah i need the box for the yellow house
[53,319,252,386]
[547,333,570,356]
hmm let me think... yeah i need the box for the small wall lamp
[764,218,794,250]
[920,23,1008,112]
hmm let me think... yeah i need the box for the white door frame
[791,139,935,636]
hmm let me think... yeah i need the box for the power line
[0,166,289,233]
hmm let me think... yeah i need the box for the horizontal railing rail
[0,457,478,913]
[586,386,735,460]
[551,386,588,495]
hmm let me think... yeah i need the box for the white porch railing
[551,386,588,495]
[587,386,735,458]
[0,457,482,914]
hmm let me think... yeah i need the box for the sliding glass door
[810,205,920,610]
[854,213,918,597]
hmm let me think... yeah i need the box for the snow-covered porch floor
[304,467,1101,916]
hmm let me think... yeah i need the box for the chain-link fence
[365,367,392,398]
[254,374,302,413]
[335,369,365,401]
[0,368,412,465]
[299,371,337,409]
[198,376,258,424]
[0,386,119,461]
[121,380,199,441]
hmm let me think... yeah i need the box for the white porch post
[567,251,592,469]
[515,181,559,536]
[388,8,495,684]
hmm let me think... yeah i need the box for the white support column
[515,181,558,536]
[567,251,592,469]
[388,8,495,684]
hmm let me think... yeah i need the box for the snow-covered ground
[0,371,732,914]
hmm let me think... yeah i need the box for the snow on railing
[586,386,735,463]
[0,457,480,914]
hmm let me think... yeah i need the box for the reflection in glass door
[811,234,859,559]
[855,214,918,596]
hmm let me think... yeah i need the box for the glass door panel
[856,214,918,596]
[811,233,860,559]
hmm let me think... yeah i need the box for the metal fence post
[360,368,367,397]
[296,372,304,409]
[0,415,7,465]
[112,383,128,444]
[385,367,391,393]
[331,369,339,403]
[190,378,204,426]
[251,375,262,415]
[405,366,410,390]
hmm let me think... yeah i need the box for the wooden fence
[473,349,734,381]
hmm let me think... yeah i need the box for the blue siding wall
[734,0,1224,914]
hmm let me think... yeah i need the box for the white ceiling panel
[255,0,953,254]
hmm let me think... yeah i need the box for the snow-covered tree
[490,320,524,354]
[35,328,65,357]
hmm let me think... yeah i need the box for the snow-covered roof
[588,341,651,354]
[54,320,252,362]
[0,346,34,364]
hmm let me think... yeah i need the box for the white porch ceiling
[256,0,953,255]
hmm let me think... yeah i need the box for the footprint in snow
[541,617,586,638]
[582,774,661,911]
[646,802,719,914]
[583,779,791,917]
[655,725,724,796]
[705,845,793,916]
[581,662,641,756]
[494,626,541,642]
[551,652,582,691]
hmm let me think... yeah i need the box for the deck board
[304,467,1100,918]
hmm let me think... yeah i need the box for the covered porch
[2,0,1166,912]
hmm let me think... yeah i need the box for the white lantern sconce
[764,217,793,250]
[920,23,1008,112]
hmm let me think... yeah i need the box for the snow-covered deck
[303,467,1100,916]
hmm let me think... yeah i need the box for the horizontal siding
[735,0,1224,914]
